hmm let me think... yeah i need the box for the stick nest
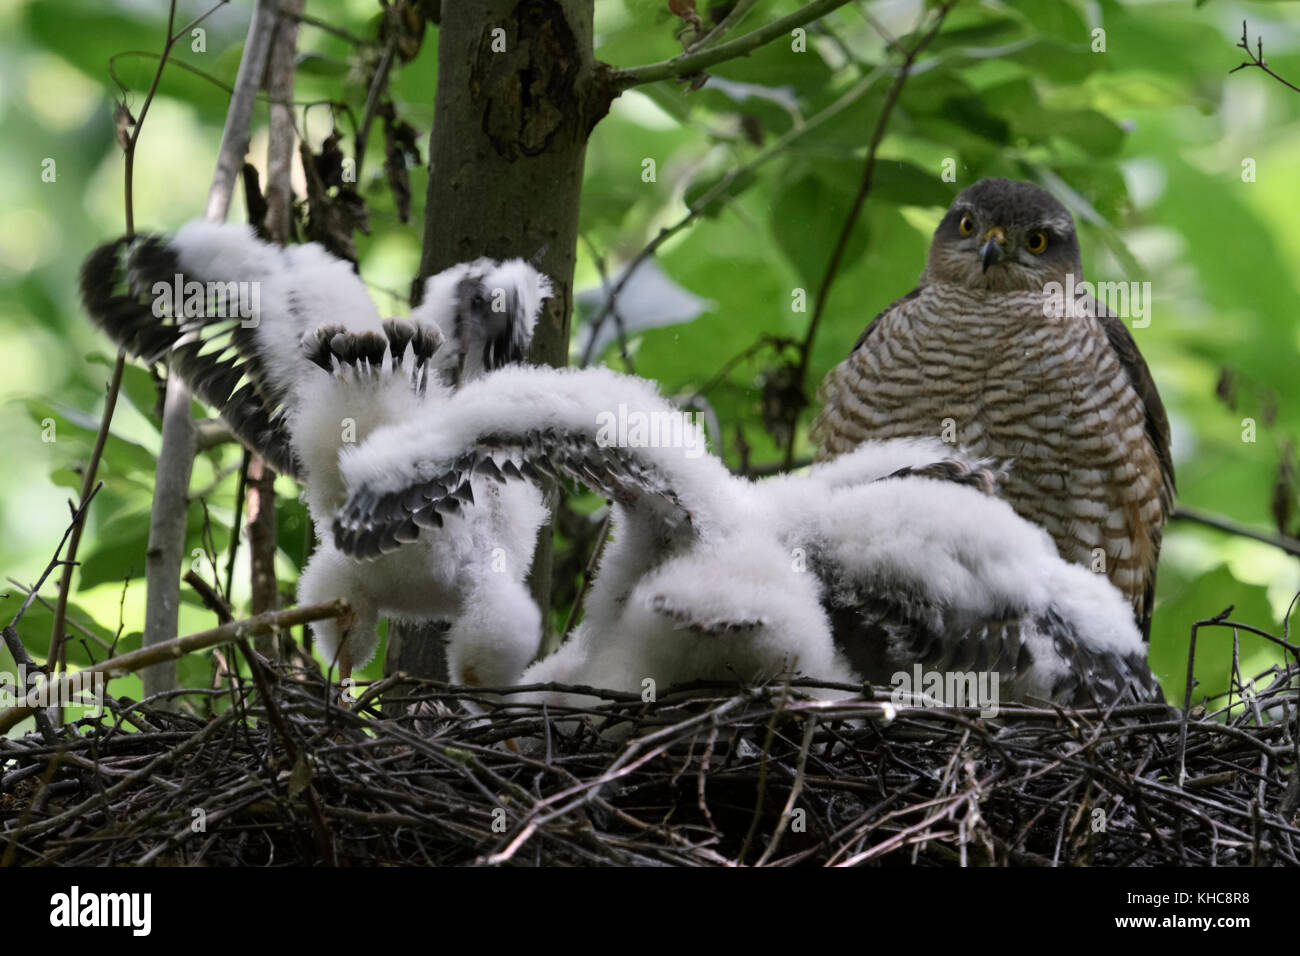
[3,655,1297,867]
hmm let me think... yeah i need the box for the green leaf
[118,364,162,423]
[24,398,159,478]
[295,52,351,77]
[770,169,869,290]
[0,591,114,668]
[1002,0,1088,43]
[1149,566,1283,705]
[683,168,758,217]
[870,160,957,207]
[1033,109,1126,157]
[708,40,832,96]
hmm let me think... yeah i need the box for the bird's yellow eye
[1027,231,1048,254]
[958,215,974,235]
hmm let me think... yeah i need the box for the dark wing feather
[1041,616,1166,708]
[79,236,303,479]
[816,558,1163,708]
[1093,294,1175,639]
[333,428,693,559]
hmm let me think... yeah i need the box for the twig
[1230,20,1300,94]
[580,61,893,366]
[787,0,957,467]
[143,0,276,696]
[184,569,233,625]
[51,1,228,679]
[247,0,302,647]
[755,712,817,865]
[684,334,797,406]
[263,0,302,245]
[4,487,104,740]
[685,0,760,54]
[612,0,856,89]
[559,514,612,641]
[0,601,348,735]
[277,5,367,47]
[235,638,337,864]
[578,233,636,372]
[1172,504,1300,559]
[737,681,792,864]
[354,35,398,182]
[224,448,251,603]
[48,361,125,675]
[204,0,277,222]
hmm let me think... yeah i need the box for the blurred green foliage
[1,0,1297,720]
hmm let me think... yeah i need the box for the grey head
[921,178,1083,292]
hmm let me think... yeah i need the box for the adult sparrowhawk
[812,178,1174,638]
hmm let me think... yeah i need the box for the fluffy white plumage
[81,222,553,683]
[336,365,1161,709]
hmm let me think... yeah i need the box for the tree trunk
[386,0,611,697]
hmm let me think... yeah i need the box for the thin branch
[685,334,797,406]
[205,0,277,222]
[51,1,219,674]
[234,636,337,863]
[612,0,855,89]
[580,61,892,366]
[47,360,125,675]
[355,36,398,182]
[1172,505,1300,559]
[685,0,760,54]
[6,579,113,654]
[578,233,636,371]
[1230,20,1300,94]
[263,0,302,245]
[277,5,367,46]
[5,487,103,741]
[224,449,251,603]
[184,568,233,624]
[0,601,348,736]
[142,0,277,700]
[786,0,956,466]
[559,513,612,642]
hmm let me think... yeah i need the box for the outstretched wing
[79,222,390,479]
[333,365,732,559]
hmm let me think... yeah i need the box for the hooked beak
[979,226,1005,273]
